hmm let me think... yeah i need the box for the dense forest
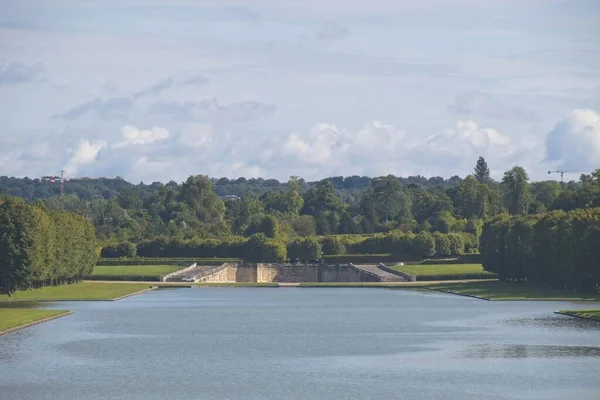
[1,157,598,247]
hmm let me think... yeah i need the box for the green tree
[501,166,531,215]
[474,156,492,184]
[244,214,279,238]
[411,231,436,257]
[284,176,304,215]
[178,175,225,224]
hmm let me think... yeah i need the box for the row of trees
[0,197,97,297]
[480,208,600,292]
[40,162,600,242]
[102,230,477,262]
[2,159,596,244]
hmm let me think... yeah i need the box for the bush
[323,254,421,263]
[101,242,137,258]
[433,233,452,257]
[411,232,436,257]
[320,236,346,255]
[288,236,323,262]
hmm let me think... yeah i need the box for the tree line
[0,197,97,297]
[480,207,600,292]
[1,158,597,245]
[102,230,478,262]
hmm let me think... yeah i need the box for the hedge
[323,254,422,264]
[414,272,497,281]
[96,258,241,266]
[85,275,162,282]
[480,208,600,292]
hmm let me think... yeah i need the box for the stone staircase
[164,264,228,282]
[353,264,409,282]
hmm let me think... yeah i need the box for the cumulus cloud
[544,109,600,172]
[316,21,349,41]
[424,120,515,155]
[63,140,106,176]
[448,91,537,121]
[113,125,170,148]
[54,97,133,121]
[0,62,44,85]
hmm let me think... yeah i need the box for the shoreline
[0,310,73,336]
[554,311,600,323]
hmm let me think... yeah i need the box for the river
[1,287,599,399]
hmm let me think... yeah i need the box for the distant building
[220,195,240,200]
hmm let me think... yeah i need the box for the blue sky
[0,0,599,183]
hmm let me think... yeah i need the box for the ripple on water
[461,343,600,359]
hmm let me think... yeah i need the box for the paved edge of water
[0,311,73,336]
[111,287,157,301]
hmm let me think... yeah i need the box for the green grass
[557,309,600,321]
[0,282,152,301]
[0,309,71,333]
[90,265,183,277]
[428,281,600,301]
[392,263,498,280]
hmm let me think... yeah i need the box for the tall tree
[177,175,225,224]
[501,166,531,215]
[284,176,304,215]
[474,156,492,184]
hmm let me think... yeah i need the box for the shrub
[101,242,137,258]
[320,236,346,255]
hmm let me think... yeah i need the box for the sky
[0,0,599,183]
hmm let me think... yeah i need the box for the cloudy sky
[1,0,599,183]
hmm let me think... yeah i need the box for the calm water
[1,288,600,400]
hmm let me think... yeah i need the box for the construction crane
[548,169,567,183]
[42,170,65,196]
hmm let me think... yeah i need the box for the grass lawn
[557,309,600,321]
[90,265,183,277]
[0,309,71,333]
[392,263,498,280]
[428,281,600,301]
[0,282,152,301]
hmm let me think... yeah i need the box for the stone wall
[195,263,387,283]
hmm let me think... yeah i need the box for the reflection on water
[463,343,600,359]
[0,301,46,309]
[503,315,600,329]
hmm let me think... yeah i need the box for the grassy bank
[0,282,152,301]
[91,265,183,277]
[428,281,600,301]
[88,265,184,281]
[391,263,498,281]
[0,309,71,334]
[556,309,600,322]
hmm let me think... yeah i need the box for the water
[1,288,599,400]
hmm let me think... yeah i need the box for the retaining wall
[196,263,383,283]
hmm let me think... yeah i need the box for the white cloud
[63,140,106,176]
[544,109,600,172]
[113,125,170,148]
